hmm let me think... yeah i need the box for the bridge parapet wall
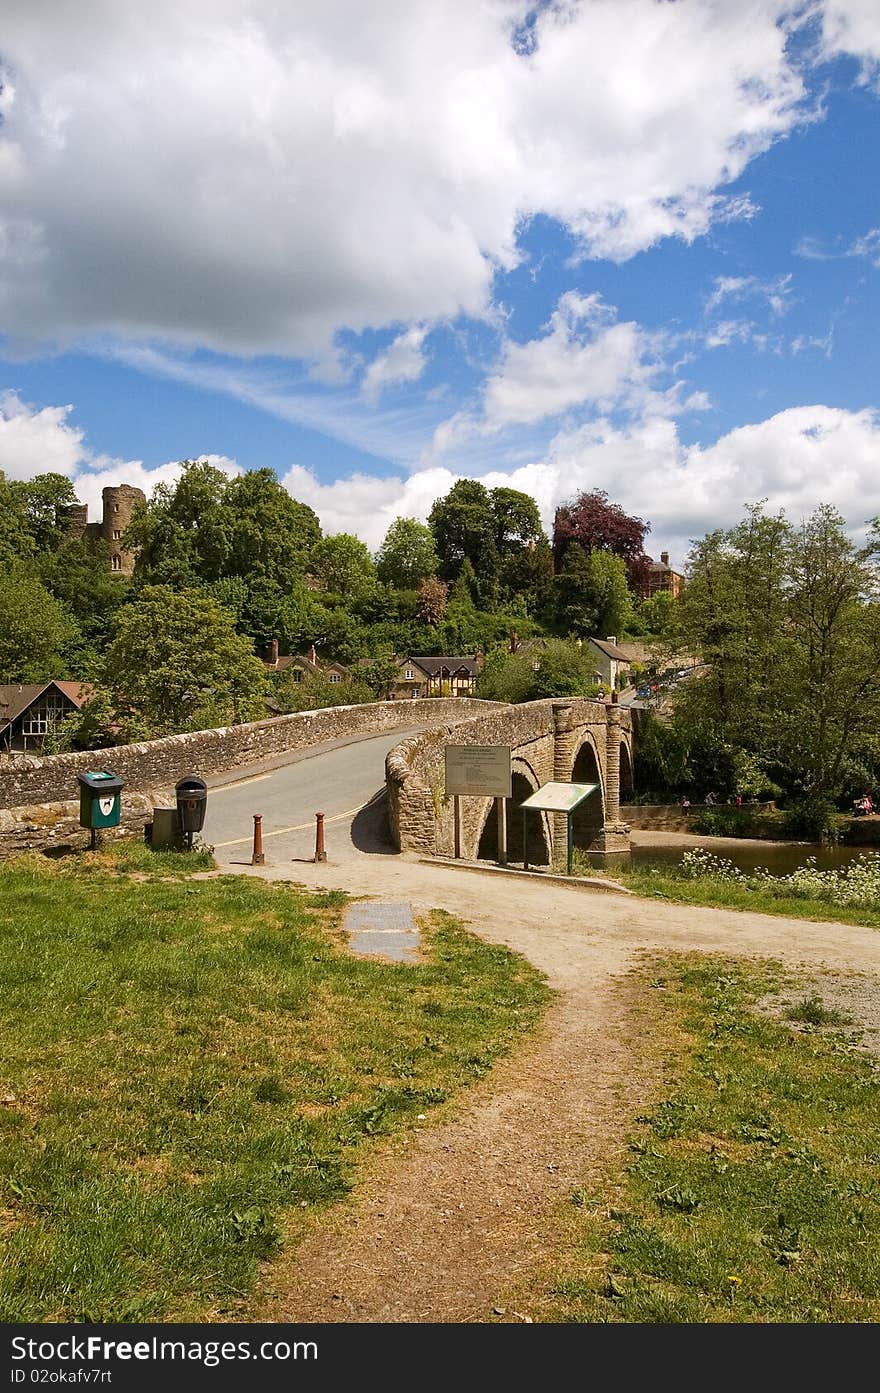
[0,699,499,812]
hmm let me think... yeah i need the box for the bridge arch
[476,758,550,866]
[570,733,606,846]
[619,737,634,803]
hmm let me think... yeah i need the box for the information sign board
[518,781,599,813]
[444,745,512,798]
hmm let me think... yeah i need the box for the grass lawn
[541,955,880,1323]
[0,847,550,1322]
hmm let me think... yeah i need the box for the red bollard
[251,813,265,865]
[313,811,327,862]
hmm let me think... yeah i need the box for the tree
[17,473,80,553]
[0,470,35,568]
[40,537,131,673]
[553,548,632,638]
[375,518,438,589]
[416,576,449,626]
[127,461,322,591]
[103,586,268,737]
[553,488,651,590]
[671,503,880,811]
[0,568,75,682]
[310,533,377,597]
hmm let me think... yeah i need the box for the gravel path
[236,851,880,1324]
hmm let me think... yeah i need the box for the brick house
[639,551,685,600]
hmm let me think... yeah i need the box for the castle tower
[100,484,146,576]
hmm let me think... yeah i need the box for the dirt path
[239,853,880,1324]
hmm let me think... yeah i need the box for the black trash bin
[175,776,207,849]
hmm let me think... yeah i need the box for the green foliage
[553,546,633,638]
[0,567,76,682]
[637,589,678,637]
[375,517,438,589]
[429,480,549,611]
[16,473,80,553]
[102,585,268,736]
[271,673,375,713]
[0,470,35,568]
[475,639,599,702]
[669,502,880,811]
[310,532,377,598]
[127,461,321,592]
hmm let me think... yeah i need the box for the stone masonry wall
[0,793,157,861]
[387,698,625,857]
[0,699,498,812]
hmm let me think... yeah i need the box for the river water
[584,841,880,877]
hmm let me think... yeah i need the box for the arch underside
[477,766,550,866]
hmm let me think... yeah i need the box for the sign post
[444,746,512,862]
[496,795,507,864]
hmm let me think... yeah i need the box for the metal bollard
[313,811,327,862]
[251,813,265,865]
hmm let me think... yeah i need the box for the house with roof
[259,640,348,687]
[387,655,482,700]
[639,550,685,600]
[584,636,632,692]
[0,682,95,753]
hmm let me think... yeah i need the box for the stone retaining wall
[0,699,498,811]
[0,793,157,860]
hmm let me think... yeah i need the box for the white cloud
[821,0,880,85]
[0,389,85,479]
[280,404,880,560]
[850,227,880,265]
[361,326,429,403]
[0,389,239,513]
[705,273,793,315]
[795,224,880,265]
[0,0,811,355]
[480,292,654,429]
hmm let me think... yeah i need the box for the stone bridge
[386,697,634,868]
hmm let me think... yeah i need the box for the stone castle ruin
[61,484,145,577]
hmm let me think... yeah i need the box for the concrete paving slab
[343,900,420,962]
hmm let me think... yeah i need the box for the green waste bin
[78,770,123,832]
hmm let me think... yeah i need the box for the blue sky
[1,0,879,568]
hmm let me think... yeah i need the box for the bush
[780,801,840,843]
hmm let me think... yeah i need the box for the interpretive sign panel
[518,781,599,813]
[444,745,512,798]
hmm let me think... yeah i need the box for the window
[113,503,120,512]
[112,529,121,540]
[21,692,68,737]
[292,669,303,682]
[329,672,342,683]
[111,554,121,571]
[405,667,414,680]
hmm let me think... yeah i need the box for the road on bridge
[167,727,426,867]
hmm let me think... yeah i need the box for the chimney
[606,635,618,648]
[660,551,669,566]
[308,643,317,665]
[267,638,279,666]
[509,629,519,654]
[475,648,485,672]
